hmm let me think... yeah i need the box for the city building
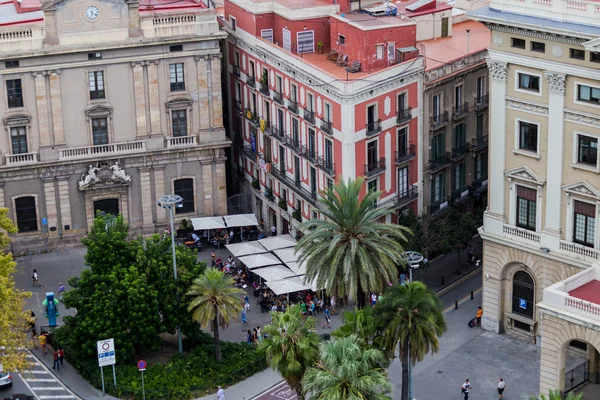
[0,0,228,252]
[470,0,600,394]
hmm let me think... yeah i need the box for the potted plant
[316,41,324,54]
[252,178,260,190]
[278,198,287,210]
[260,71,268,86]
[292,209,302,222]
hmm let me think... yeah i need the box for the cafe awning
[265,276,312,295]
[258,234,297,251]
[238,253,281,269]
[252,265,297,282]
[223,214,259,228]
[225,241,267,257]
[190,216,226,230]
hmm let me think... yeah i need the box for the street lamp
[158,194,184,354]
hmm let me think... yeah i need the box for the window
[169,45,183,52]
[516,185,537,231]
[292,118,299,142]
[6,79,23,108]
[574,200,595,247]
[297,31,315,54]
[398,127,408,154]
[276,76,283,93]
[264,136,272,162]
[248,60,255,78]
[308,128,316,154]
[455,85,463,106]
[234,51,240,67]
[367,140,378,166]
[324,138,333,164]
[230,16,236,31]
[518,73,540,92]
[530,41,545,53]
[324,102,331,122]
[376,44,384,60]
[291,84,297,102]
[511,38,526,49]
[169,63,185,91]
[430,133,445,161]
[338,34,345,46]
[282,28,291,52]
[88,52,102,60]
[367,179,377,193]
[398,93,406,111]
[512,271,534,318]
[5,60,19,68]
[387,42,395,60]
[432,93,441,118]
[261,29,273,43]
[476,76,485,99]
[174,178,194,214]
[592,52,600,63]
[577,84,600,104]
[431,172,446,202]
[453,123,466,148]
[172,110,187,137]
[92,117,109,145]
[367,104,377,125]
[441,17,449,37]
[307,93,314,112]
[476,114,484,136]
[398,167,408,197]
[452,163,465,191]
[475,152,488,180]
[88,71,105,100]
[15,197,37,233]
[10,126,27,154]
[578,135,598,166]
[570,48,585,60]
[519,121,538,152]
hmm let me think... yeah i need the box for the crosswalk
[19,352,80,400]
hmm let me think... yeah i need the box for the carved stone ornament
[506,99,548,115]
[486,59,507,81]
[552,46,563,57]
[504,165,545,185]
[565,112,600,128]
[493,35,504,47]
[545,71,566,95]
[78,162,131,190]
[562,181,600,200]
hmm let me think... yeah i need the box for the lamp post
[158,194,184,354]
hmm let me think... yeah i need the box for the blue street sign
[519,298,527,310]
[41,218,48,226]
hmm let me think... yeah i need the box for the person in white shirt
[216,385,225,400]
[461,379,471,400]
[497,378,506,399]
[192,232,200,243]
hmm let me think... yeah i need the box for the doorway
[93,199,119,216]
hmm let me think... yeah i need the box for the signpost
[519,298,527,310]
[138,360,147,400]
[97,338,117,393]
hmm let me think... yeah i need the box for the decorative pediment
[562,181,600,200]
[3,113,32,127]
[166,95,193,110]
[79,162,131,191]
[583,38,600,52]
[85,104,113,119]
[504,166,545,185]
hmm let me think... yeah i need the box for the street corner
[252,381,297,400]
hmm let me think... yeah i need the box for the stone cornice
[505,96,549,116]
[565,109,600,128]
[484,23,585,45]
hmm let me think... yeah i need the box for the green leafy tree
[528,391,583,400]
[331,306,378,347]
[375,282,447,400]
[302,335,392,400]
[261,305,321,399]
[187,269,243,362]
[296,178,411,307]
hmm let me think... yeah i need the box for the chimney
[466,29,471,55]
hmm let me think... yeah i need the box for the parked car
[0,372,12,389]
[4,395,35,400]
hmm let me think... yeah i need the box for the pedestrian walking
[58,282,65,301]
[257,326,262,343]
[322,306,331,329]
[32,269,40,287]
[244,292,250,311]
[270,225,277,236]
[253,328,259,345]
[29,310,36,331]
[31,329,38,349]
[476,306,483,326]
[330,296,336,314]
[52,348,60,371]
[217,385,225,400]
[371,293,377,307]
[58,346,65,367]
[497,378,506,399]
[210,251,217,267]
[38,332,48,355]
[461,379,471,400]
[246,330,252,346]
[241,307,248,323]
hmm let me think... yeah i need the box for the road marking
[25,370,51,374]
[31,387,67,390]
[25,378,58,382]
[18,350,82,400]
[38,396,77,399]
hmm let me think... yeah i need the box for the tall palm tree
[331,306,378,347]
[529,390,583,400]
[296,177,411,307]
[374,281,447,400]
[302,335,392,400]
[187,269,243,362]
[261,305,321,399]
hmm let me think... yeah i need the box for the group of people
[461,377,506,400]
[245,326,264,346]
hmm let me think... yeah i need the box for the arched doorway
[94,198,119,216]
[511,270,534,329]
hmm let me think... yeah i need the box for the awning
[252,265,297,282]
[258,234,297,251]
[191,216,226,230]
[223,214,259,228]
[238,253,281,269]
[265,277,312,295]
[225,241,267,257]
[295,275,320,291]
[286,261,307,276]
[272,248,298,263]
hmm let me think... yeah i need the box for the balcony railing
[429,152,451,171]
[243,144,257,160]
[503,224,541,244]
[288,100,298,114]
[271,125,286,141]
[320,120,332,136]
[474,94,489,112]
[262,120,272,134]
[259,82,270,96]
[5,152,37,165]
[365,158,386,177]
[304,109,315,125]
[170,81,185,92]
[397,108,412,125]
[301,145,317,163]
[471,135,488,150]
[395,144,416,165]
[559,240,600,261]
[470,177,488,195]
[365,120,382,137]
[317,156,335,175]
[451,185,470,204]
[429,196,450,215]
[59,141,146,160]
[8,97,23,108]
[90,90,105,100]
[245,108,259,125]
[453,102,469,120]
[246,75,256,87]
[271,164,317,205]
[396,185,419,207]
[451,143,470,159]
[233,65,240,77]
[234,100,242,113]
[264,188,275,202]
[285,135,300,152]
[430,111,449,131]
[166,135,197,148]
[273,91,283,105]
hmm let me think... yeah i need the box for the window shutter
[575,200,596,217]
[387,42,395,60]
[282,29,291,52]
[297,31,314,54]
[517,186,537,201]
[261,29,273,43]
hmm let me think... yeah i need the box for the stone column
[43,178,58,237]
[33,72,51,148]
[215,160,227,215]
[209,54,223,128]
[196,56,210,131]
[147,61,162,135]
[201,160,214,216]
[0,181,5,208]
[57,177,72,234]
[154,166,167,224]
[542,71,566,251]
[139,167,154,228]
[132,62,148,137]
[49,70,65,145]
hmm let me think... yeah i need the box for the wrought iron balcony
[395,144,416,165]
[365,158,386,177]
[285,135,300,152]
[471,134,488,151]
[474,94,489,112]
[451,185,471,205]
[430,111,449,131]
[288,100,298,114]
[397,108,412,125]
[170,81,185,92]
[90,90,105,100]
[246,75,256,87]
[233,65,240,77]
[365,120,382,137]
[451,143,470,160]
[271,125,286,141]
[317,156,335,176]
[301,145,317,163]
[453,102,469,120]
[429,152,451,171]
[273,91,283,105]
[271,165,317,205]
[429,196,451,216]
[245,108,259,125]
[304,109,315,125]
[243,144,257,160]
[259,82,270,96]
[396,185,418,207]
[264,188,275,202]
[320,120,333,136]
[470,177,489,195]
[234,100,242,113]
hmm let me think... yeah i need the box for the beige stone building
[0,0,229,253]
[471,0,600,395]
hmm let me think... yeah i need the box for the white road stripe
[38,396,77,399]
[25,378,58,382]
[23,350,82,400]
[25,370,51,374]
[30,387,69,391]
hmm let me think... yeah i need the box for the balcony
[429,196,450,215]
[429,152,451,172]
[90,90,105,100]
[471,134,488,151]
[451,185,471,205]
[285,135,300,152]
[234,100,242,113]
[233,65,240,77]
[451,143,470,160]
[262,120,272,134]
[170,81,185,92]
[320,120,333,136]
[245,108,259,125]
[271,125,286,142]
[5,152,37,166]
[317,156,335,176]
[0,26,45,53]
[243,144,257,160]
[288,100,299,114]
[474,94,489,112]
[166,135,197,148]
[58,141,146,161]
[271,164,317,205]
[396,108,412,125]
[365,120,382,137]
[304,109,315,125]
[470,177,488,195]
[430,111,449,131]
[272,91,283,105]
[259,82,270,96]
[502,224,541,244]
[559,241,600,262]
[364,158,386,177]
[453,102,469,120]
[237,165,245,178]
[392,185,418,209]
[301,145,317,164]
[246,75,256,88]
[264,188,275,202]
[141,12,220,40]
[395,144,416,165]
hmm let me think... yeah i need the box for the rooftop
[569,280,600,305]
[395,0,452,17]
[333,10,413,29]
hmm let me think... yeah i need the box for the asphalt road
[438,268,482,309]
[1,373,31,398]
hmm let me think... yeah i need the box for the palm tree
[261,305,321,399]
[187,269,243,362]
[529,390,583,400]
[374,281,447,400]
[296,177,411,307]
[331,306,378,347]
[302,335,392,400]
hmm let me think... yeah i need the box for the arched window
[174,179,194,214]
[15,196,38,233]
[512,270,534,318]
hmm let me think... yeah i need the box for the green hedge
[54,328,267,400]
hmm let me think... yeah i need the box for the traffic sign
[97,338,116,367]
[137,360,147,371]
[519,298,527,310]
[41,218,48,226]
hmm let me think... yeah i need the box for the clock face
[85,5,99,20]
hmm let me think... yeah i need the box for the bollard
[470,290,474,300]
[455,300,458,310]
[441,276,445,286]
